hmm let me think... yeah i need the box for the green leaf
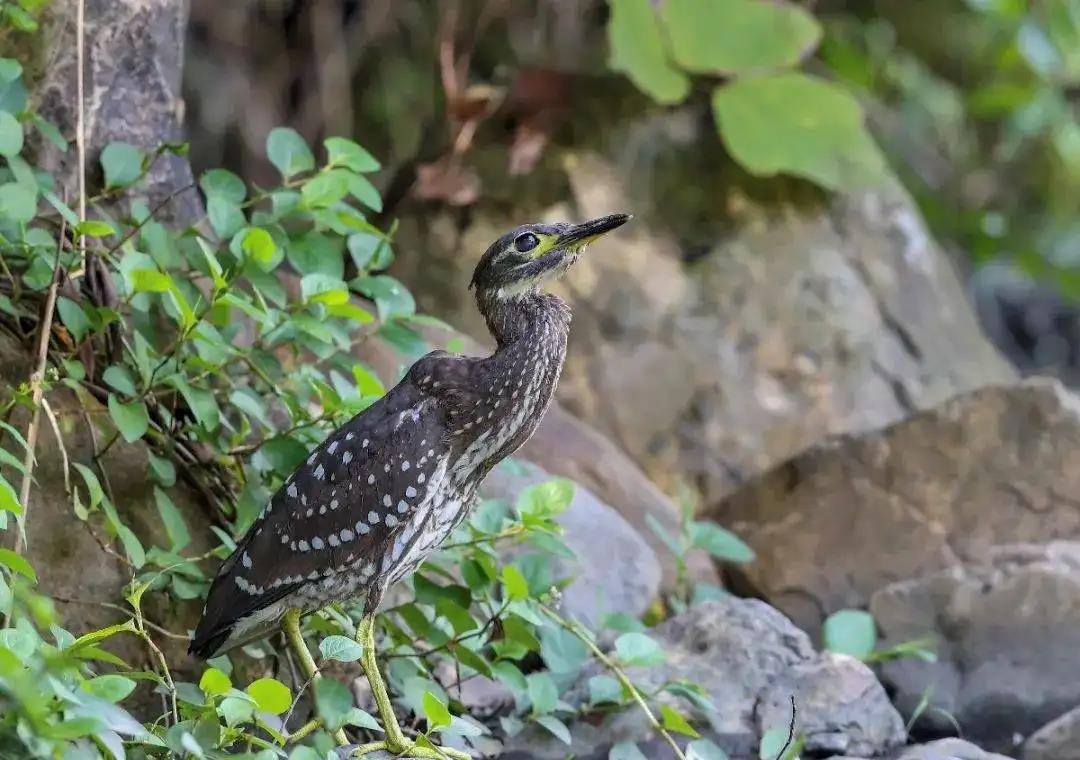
[330,302,375,324]
[325,137,380,172]
[501,564,529,601]
[56,297,91,342]
[267,127,315,178]
[319,635,363,662]
[610,742,650,760]
[0,548,35,582]
[131,268,172,293]
[301,169,351,208]
[155,487,191,551]
[535,715,571,745]
[100,141,143,188]
[347,173,382,212]
[102,364,138,396]
[200,168,246,203]
[108,394,149,443]
[301,273,349,305]
[540,625,588,674]
[589,674,623,705]
[526,672,558,715]
[75,220,114,238]
[352,274,415,320]
[0,181,36,223]
[82,674,136,703]
[687,739,731,760]
[0,59,27,113]
[241,227,276,266]
[823,609,877,659]
[690,522,755,563]
[148,451,176,487]
[517,479,575,519]
[199,667,231,697]
[207,195,245,239]
[314,676,353,729]
[614,632,666,667]
[607,0,690,105]
[422,690,452,730]
[246,677,292,715]
[759,727,796,759]
[663,0,820,75]
[711,73,888,190]
[0,476,21,516]
[660,704,700,738]
[0,111,23,157]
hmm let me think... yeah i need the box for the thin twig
[539,604,687,760]
[40,397,70,495]
[75,0,86,267]
[11,212,67,557]
[773,696,798,760]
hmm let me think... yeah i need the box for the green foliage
[823,608,938,664]
[606,0,887,190]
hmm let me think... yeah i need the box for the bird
[189,213,631,758]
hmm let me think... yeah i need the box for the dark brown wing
[190,351,474,657]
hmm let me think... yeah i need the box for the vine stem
[11,209,67,560]
[75,0,87,267]
[539,604,687,760]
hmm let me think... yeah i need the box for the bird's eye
[514,233,540,253]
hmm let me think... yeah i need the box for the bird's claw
[350,739,471,760]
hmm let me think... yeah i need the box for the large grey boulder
[1024,705,1080,760]
[711,379,1080,634]
[392,125,1013,507]
[503,596,904,759]
[830,738,1016,760]
[872,542,1080,750]
[482,462,661,629]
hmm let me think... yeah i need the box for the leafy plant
[606,0,889,189]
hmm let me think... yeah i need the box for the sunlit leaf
[608,0,690,104]
[246,677,292,715]
[823,609,877,659]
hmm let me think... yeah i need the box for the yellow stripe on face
[527,233,559,259]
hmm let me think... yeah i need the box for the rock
[1024,705,1080,760]
[391,120,1013,506]
[503,596,904,759]
[0,333,211,711]
[891,739,1015,760]
[710,379,1080,634]
[757,652,904,758]
[871,542,1080,750]
[481,461,662,629]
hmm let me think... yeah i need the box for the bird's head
[469,214,631,301]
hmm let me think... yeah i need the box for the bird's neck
[476,288,571,350]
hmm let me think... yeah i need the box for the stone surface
[0,333,211,710]
[482,461,662,629]
[757,652,904,758]
[710,379,1080,634]
[1024,705,1080,760]
[891,739,1016,760]
[503,596,904,759]
[391,122,1014,506]
[33,0,202,226]
[872,542,1080,750]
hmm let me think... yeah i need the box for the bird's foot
[351,738,471,759]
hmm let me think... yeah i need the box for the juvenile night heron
[190,214,631,758]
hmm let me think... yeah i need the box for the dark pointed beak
[557,213,632,247]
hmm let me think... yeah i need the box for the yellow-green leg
[282,608,350,746]
[351,614,471,760]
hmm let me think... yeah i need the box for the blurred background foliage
[182,0,1080,380]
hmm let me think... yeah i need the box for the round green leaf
[610,742,650,760]
[100,141,143,188]
[823,609,877,659]
[314,676,352,728]
[687,739,731,760]
[301,169,351,209]
[517,479,575,519]
[319,634,363,662]
[526,672,558,715]
[246,677,292,714]
[108,394,149,443]
[240,227,276,266]
[198,667,231,698]
[0,112,24,157]
[0,182,36,223]
[501,564,529,601]
[614,632,666,667]
[711,73,888,190]
[82,674,136,703]
[267,127,315,178]
[607,0,690,104]
[325,137,380,172]
[199,168,246,203]
[663,0,821,75]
